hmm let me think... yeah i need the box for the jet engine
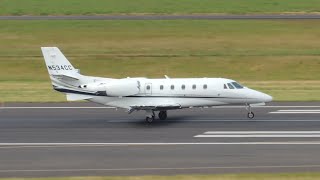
[105,80,140,97]
[79,79,140,97]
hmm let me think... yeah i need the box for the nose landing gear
[246,104,255,119]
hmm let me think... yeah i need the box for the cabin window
[171,85,174,90]
[192,84,196,90]
[231,82,244,89]
[146,85,151,90]
[227,83,235,89]
[181,84,185,90]
[224,84,228,89]
[203,84,207,89]
[160,85,164,90]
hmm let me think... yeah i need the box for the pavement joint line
[1,164,320,173]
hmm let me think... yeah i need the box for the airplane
[41,47,272,123]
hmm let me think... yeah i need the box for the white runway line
[272,109,320,112]
[107,119,320,123]
[270,109,320,114]
[204,131,320,134]
[1,165,320,173]
[195,131,320,138]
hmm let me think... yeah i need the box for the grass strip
[1,0,320,15]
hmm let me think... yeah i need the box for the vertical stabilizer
[41,47,78,77]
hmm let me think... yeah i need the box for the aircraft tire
[247,112,254,119]
[158,111,167,120]
[146,116,154,123]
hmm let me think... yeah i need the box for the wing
[130,103,182,111]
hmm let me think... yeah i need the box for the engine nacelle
[105,79,140,97]
[79,79,140,97]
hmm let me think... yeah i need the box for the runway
[1,102,320,177]
[2,14,320,20]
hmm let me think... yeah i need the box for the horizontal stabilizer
[66,94,93,101]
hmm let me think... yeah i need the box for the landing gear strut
[145,110,155,123]
[158,111,167,120]
[246,104,255,119]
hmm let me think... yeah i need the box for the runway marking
[270,109,320,114]
[107,119,320,123]
[1,165,320,173]
[278,110,320,112]
[1,142,320,149]
[195,131,320,138]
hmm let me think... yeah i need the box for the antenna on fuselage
[164,75,170,79]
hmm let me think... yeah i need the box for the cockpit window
[231,82,244,89]
[227,83,235,89]
[224,84,228,89]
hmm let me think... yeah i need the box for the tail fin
[41,47,79,79]
[41,47,96,101]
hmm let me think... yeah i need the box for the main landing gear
[145,110,167,123]
[246,104,255,119]
[158,111,167,120]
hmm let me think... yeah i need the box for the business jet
[41,47,272,123]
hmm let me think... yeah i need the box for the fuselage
[86,77,272,109]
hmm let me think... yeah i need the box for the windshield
[231,82,244,89]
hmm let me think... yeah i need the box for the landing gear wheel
[146,116,155,123]
[158,111,167,120]
[248,112,254,119]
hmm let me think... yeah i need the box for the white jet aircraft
[41,47,272,123]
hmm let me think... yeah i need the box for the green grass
[0,20,320,102]
[1,0,320,15]
[2,173,320,180]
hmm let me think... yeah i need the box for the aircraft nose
[248,89,273,103]
[261,93,273,102]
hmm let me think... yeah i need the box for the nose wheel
[246,104,255,119]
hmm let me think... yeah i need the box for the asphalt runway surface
[1,102,320,177]
[2,14,320,20]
